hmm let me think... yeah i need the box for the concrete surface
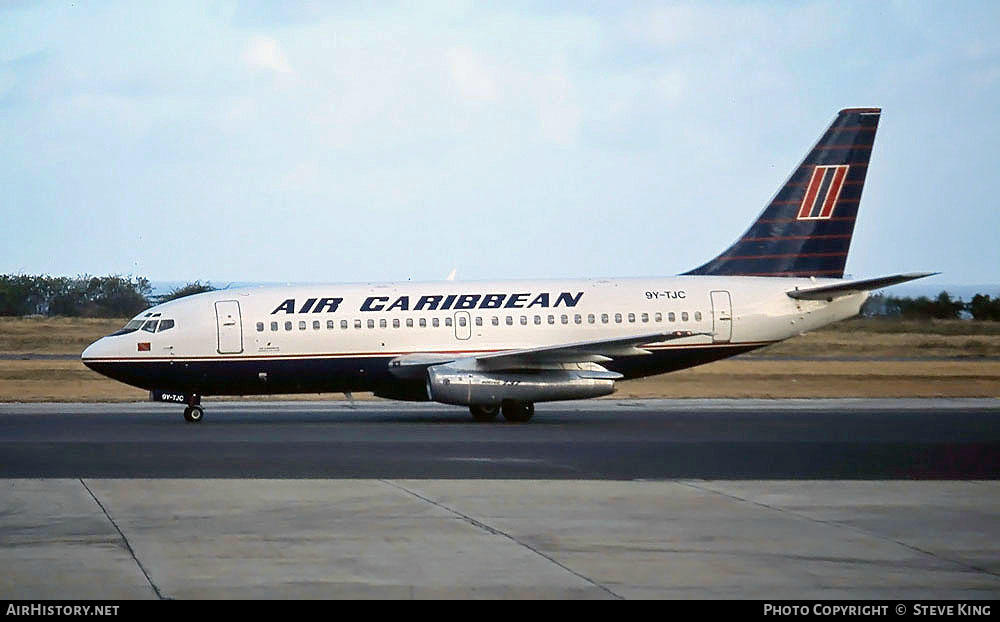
[2,479,998,599]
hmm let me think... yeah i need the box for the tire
[183,405,204,423]
[469,404,500,422]
[501,400,534,423]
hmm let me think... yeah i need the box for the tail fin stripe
[807,168,837,218]
[798,168,825,219]
[772,197,859,206]
[742,270,846,277]
[741,234,852,242]
[819,166,849,218]
[799,161,869,169]
[814,144,874,151]
[756,217,856,224]
[717,252,848,261]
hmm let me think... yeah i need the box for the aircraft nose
[81,338,108,369]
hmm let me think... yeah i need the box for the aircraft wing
[786,272,937,301]
[388,330,710,377]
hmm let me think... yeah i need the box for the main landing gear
[468,400,535,423]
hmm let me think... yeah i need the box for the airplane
[82,107,933,423]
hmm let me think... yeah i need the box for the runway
[1,399,999,479]
[3,399,999,599]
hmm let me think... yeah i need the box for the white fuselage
[81,275,865,398]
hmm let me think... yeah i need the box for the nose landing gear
[183,405,204,423]
[182,394,203,423]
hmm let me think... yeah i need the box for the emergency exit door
[215,300,243,354]
[710,291,732,343]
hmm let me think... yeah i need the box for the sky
[2,1,998,289]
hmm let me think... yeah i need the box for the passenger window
[327,320,335,329]
[379,319,387,328]
[561,315,568,324]
[158,319,175,332]
[534,315,541,325]
[681,312,689,322]
[458,316,467,327]
[313,320,320,330]
[142,320,158,333]
[475,317,482,327]
[655,313,662,322]
[588,314,595,324]
[641,313,649,323]
[548,315,555,325]
[354,320,362,329]
[432,318,439,328]
[270,321,278,331]
[367,319,375,329]
[668,312,676,322]
[445,317,452,327]
[341,320,349,329]
[695,311,702,321]
[505,316,513,326]
[628,313,635,323]
[615,313,622,323]
[520,316,527,325]
[285,321,293,331]
[574,314,582,324]
[406,318,414,328]
[393,319,400,328]
[299,321,306,330]
[601,314,608,324]
[420,318,427,328]
[491,317,499,326]
[256,322,264,332]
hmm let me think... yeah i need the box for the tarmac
[1,399,998,599]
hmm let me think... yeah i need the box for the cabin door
[710,291,732,343]
[454,311,471,340]
[215,300,244,354]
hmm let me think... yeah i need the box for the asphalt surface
[2,399,998,479]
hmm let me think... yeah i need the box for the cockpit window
[108,319,145,337]
[142,320,159,333]
[158,319,175,332]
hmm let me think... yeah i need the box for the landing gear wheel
[501,400,534,423]
[469,404,500,422]
[183,405,204,423]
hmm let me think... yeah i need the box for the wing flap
[463,330,711,371]
[388,330,710,376]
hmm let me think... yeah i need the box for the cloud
[447,47,497,101]
[244,35,292,74]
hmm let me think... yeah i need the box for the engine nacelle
[425,366,616,406]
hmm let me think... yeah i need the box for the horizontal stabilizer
[786,272,937,301]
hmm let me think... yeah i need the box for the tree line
[0,274,214,317]
[1,273,998,320]
[862,291,1000,320]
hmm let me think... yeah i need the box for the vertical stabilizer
[684,108,880,277]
